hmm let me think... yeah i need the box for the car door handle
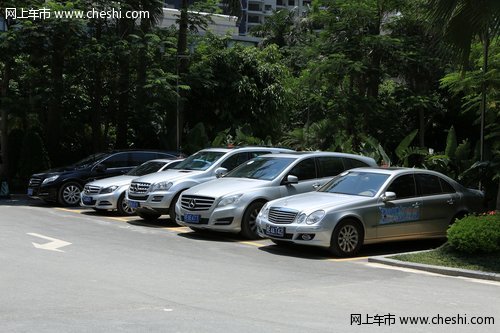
[412,202,420,208]
[447,199,455,205]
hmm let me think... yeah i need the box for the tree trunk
[175,0,190,152]
[90,21,103,153]
[47,32,64,164]
[0,63,10,179]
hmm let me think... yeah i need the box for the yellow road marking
[164,227,191,233]
[55,208,87,214]
[238,241,266,247]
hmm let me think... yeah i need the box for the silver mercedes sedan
[256,168,484,257]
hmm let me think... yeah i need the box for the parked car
[80,159,183,215]
[126,146,293,222]
[27,150,179,206]
[176,152,377,239]
[257,167,484,257]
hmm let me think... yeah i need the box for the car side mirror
[381,191,396,201]
[215,167,228,178]
[94,164,107,173]
[283,175,299,185]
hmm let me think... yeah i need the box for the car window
[221,152,249,171]
[317,156,345,178]
[416,174,443,196]
[387,174,417,199]
[249,151,272,158]
[439,177,456,193]
[173,151,225,171]
[129,152,157,166]
[101,152,129,168]
[288,158,316,181]
[226,157,295,180]
[72,153,108,169]
[320,171,389,197]
[127,161,166,176]
[345,158,370,169]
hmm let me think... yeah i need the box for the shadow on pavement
[0,194,53,207]
[258,238,446,260]
[177,230,249,243]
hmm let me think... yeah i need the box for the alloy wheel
[62,184,81,205]
[337,224,359,254]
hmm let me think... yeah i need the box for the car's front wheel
[58,182,82,207]
[117,193,136,216]
[240,201,265,239]
[329,219,363,257]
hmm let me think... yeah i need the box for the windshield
[225,157,295,180]
[127,161,167,176]
[71,153,108,169]
[319,171,390,197]
[172,151,226,171]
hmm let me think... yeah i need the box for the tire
[117,193,136,216]
[138,211,161,221]
[240,201,265,239]
[329,219,364,257]
[58,182,83,207]
[169,192,182,223]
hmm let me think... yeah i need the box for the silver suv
[175,152,377,238]
[126,147,293,221]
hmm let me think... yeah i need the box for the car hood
[132,169,205,184]
[269,192,371,213]
[85,175,137,188]
[184,178,269,198]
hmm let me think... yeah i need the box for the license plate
[184,214,200,223]
[81,196,92,204]
[27,188,34,196]
[128,200,140,208]
[266,225,285,238]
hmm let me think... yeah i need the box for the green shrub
[447,213,500,254]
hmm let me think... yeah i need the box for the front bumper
[256,217,332,248]
[27,185,58,202]
[126,190,174,215]
[175,202,246,233]
[80,190,122,210]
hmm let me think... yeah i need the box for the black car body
[27,150,180,206]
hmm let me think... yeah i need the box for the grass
[391,244,500,274]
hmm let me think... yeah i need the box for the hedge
[447,212,500,254]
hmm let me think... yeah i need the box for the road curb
[368,255,500,282]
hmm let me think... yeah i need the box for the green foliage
[18,130,51,181]
[447,213,500,254]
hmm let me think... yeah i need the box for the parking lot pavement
[1,199,499,332]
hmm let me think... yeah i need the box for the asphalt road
[1,197,498,332]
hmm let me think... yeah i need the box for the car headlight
[218,194,243,207]
[42,175,59,185]
[258,203,270,219]
[151,181,173,192]
[296,213,307,224]
[306,210,325,225]
[100,185,119,194]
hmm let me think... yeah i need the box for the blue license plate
[266,225,285,238]
[27,188,34,196]
[82,196,93,204]
[184,214,200,223]
[128,200,140,208]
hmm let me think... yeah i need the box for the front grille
[181,195,215,211]
[84,185,101,195]
[128,194,148,201]
[129,182,151,194]
[29,178,42,188]
[268,207,298,224]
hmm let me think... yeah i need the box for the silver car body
[175,152,377,234]
[127,147,293,217]
[257,167,484,253]
[80,159,182,211]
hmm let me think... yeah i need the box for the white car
[80,159,182,215]
[176,152,377,238]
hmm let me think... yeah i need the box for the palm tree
[427,0,500,163]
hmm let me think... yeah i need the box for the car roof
[198,147,292,153]
[255,151,376,162]
[148,158,183,163]
[347,167,454,178]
